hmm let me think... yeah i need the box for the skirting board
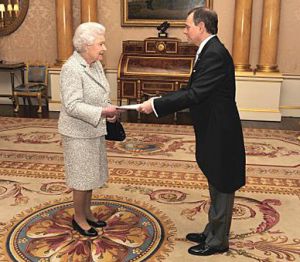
[239,109,281,121]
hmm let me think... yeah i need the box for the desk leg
[137,97,141,120]
[9,72,16,107]
[137,80,141,120]
[21,68,25,84]
[117,80,122,106]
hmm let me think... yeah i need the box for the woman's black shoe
[72,219,98,237]
[87,219,107,228]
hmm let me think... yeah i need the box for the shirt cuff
[150,97,160,118]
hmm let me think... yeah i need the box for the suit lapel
[73,51,108,91]
[193,36,220,68]
[83,64,108,91]
[187,37,220,87]
[84,67,100,84]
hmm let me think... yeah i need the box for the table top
[0,62,25,70]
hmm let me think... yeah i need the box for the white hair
[73,22,106,53]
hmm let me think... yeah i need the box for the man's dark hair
[188,7,218,34]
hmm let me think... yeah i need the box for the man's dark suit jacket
[154,36,246,193]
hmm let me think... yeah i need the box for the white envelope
[117,104,141,110]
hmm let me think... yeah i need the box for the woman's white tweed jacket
[58,51,110,138]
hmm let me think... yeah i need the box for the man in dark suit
[138,7,246,256]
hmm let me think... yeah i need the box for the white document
[117,104,141,110]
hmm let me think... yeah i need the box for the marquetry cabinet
[117,37,197,105]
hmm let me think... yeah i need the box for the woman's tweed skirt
[62,135,108,190]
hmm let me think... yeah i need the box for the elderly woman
[58,22,119,237]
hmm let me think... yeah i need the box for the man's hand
[137,99,153,114]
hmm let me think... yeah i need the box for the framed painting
[121,0,213,27]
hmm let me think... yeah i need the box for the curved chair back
[27,64,48,84]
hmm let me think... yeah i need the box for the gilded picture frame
[121,0,213,27]
[0,0,29,37]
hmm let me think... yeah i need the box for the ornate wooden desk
[117,37,197,105]
[0,62,25,105]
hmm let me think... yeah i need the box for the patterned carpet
[0,116,299,262]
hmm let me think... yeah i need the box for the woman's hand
[106,115,117,123]
[101,105,118,118]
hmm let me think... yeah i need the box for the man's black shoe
[186,232,206,243]
[188,243,229,256]
[72,219,98,237]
